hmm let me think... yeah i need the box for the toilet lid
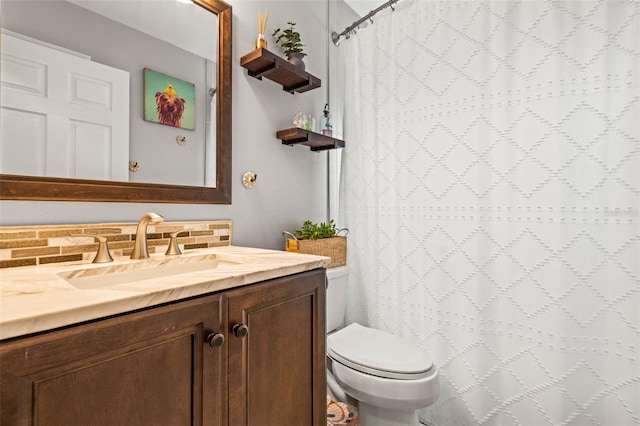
[327,323,434,380]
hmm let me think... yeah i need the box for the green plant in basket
[293,220,337,240]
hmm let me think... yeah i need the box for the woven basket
[283,231,347,268]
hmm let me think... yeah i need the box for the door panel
[227,269,327,426]
[0,108,46,175]
[27,333,195,425]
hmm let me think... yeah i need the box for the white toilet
[326,266,440,426]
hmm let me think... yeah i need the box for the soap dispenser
[319,103,332,136]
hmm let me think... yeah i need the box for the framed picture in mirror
[144,68,196,130]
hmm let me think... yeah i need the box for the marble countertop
[0,246,330,340]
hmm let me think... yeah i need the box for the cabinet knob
[207,332,225,348]
[233,324,249,339]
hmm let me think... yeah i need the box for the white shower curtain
[339,1,639,424]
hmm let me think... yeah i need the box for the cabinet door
[227,269,326,426]
[0,294,226,426]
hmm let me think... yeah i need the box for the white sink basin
[58,254,243,289]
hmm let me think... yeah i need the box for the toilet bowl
[326,267,439,426]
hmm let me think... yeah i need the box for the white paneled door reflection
[0,30,129,181]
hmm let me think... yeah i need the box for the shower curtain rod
[331,0,399,46]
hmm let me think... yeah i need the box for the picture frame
[143,68,195,130]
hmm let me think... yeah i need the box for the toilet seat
[327,323,434,380]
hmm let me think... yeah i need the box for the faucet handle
[165,231,183,256]
[71,234,114,263]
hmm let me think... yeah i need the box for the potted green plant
[284,220,347,268]
[293,220,337,240]
[272,21,306,69]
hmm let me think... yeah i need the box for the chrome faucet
[130,212,165,259]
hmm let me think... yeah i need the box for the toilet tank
[326,266,349,333]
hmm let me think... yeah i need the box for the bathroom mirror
[0,0,231,204]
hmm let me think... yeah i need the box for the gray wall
[0,0,358,251]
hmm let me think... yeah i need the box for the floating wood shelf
[276,128,345,151]
[240,48,321,94]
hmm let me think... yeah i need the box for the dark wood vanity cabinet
[227,269,326,425]
[0,269,326,426]
[0,294,226,426]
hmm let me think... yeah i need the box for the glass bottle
[320,104,332,136]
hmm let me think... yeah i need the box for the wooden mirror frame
[0,0,232,204]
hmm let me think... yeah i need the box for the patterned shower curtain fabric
[339,1,639,425]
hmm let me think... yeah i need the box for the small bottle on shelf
[304,115,313,131]
[319,103,332,136]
